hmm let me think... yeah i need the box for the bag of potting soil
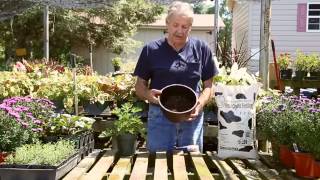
[214,83,259,159]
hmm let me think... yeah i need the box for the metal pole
[43,5,49,62]
[71,54,79,115]
[213,0,219,55]
[259,0,271,90]
[89,44,93,70]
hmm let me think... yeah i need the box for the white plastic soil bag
[214,83,259,159]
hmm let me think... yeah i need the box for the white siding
[231,1,251,70]
[249,0,320,65]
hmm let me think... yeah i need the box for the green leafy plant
[100,102,145,138]
[44,114,95,137]
[295,51,309,71]
[5,140,76,166]
[111,57,122,68]
[306,53,320,72]
[213,63,258,85]
[277,53,292,70]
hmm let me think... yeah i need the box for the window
[307,3,320,31]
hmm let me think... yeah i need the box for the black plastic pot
[116,134,137,156]
[294,71,307,80]
[159,84,198,123]
[0,153,79,180]
[280,69,293,79]
[309,71,320,80]
[83,101,112,115]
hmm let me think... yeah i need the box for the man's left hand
[187,101,204,121]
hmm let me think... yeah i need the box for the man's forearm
[198,86,212,106]
[135,79,149,101]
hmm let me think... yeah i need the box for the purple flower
[20,122,29,128]
[33,119,43,125]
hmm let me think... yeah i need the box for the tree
[193,0,232,67]
[0,0,163,64]
[217,0,232,68]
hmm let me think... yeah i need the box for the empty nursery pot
[159,84,198,123]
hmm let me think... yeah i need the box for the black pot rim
[159,84,198,114]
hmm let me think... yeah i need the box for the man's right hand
[147,89,162,104]
[135,77,162,104]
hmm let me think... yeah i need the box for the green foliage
[193,1,214,14]
[44,114,95,136]
[111,57,122,67]
[295,51,309,71]
[277,53,292,70]
[5,140,76,166]
[100,102,145,138]
[306,53,320,72]
[213,63,258,85]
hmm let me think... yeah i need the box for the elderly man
[134,1,218,152]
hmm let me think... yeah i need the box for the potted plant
[294,51,308,80]
[111,57,122,71]
[256,94,298,167]
[306,53,320,79]
[0,140,78,180]
[277,53,293,79]
[0,97,55,153]
[77,74,114,115]
[42,114,96,158]
[100,102,146,156]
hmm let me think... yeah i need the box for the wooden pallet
[62,149,290,180]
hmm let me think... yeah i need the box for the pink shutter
[297,3,307,32]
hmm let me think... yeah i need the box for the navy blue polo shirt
[134,37,218,93]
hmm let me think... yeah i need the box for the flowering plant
[277,53,292,70]
[0,97,55,152]
[257,94,320,157]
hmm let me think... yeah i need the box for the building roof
[140,14,225,30]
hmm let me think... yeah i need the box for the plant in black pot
[100,102,145,156]
[306,53,320,80]
[277,53,293,79]
[111,57,122,72]
[294,51,308,80]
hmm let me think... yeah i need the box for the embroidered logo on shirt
[170,60,187,72]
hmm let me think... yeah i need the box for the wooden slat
[63,150,100,180]
[79,150,115,180]
[206,152,239,180]
[244,159,283,180]
[129,152,149,180]
[190,152,214,180]
[172,151,188,180]
[227,159,262,180]
[154,152,168,180]
[108,157,132,180]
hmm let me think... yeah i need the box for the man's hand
[187,101,204,121]
[135,77,162,104]
[186,78,213,121]
[147,89,162,104]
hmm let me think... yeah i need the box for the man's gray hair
[166,1,194,25]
